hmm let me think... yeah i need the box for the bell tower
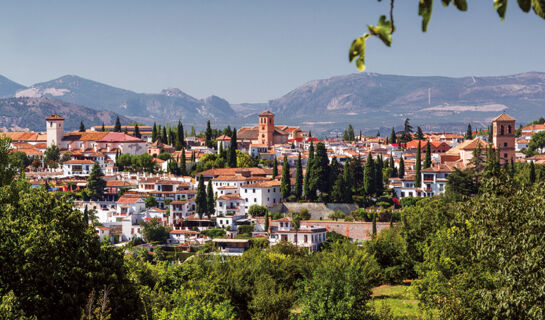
[258,110,275,147]
[46,114,65,148]
[492,113,515,164]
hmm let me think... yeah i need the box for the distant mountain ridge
[1,72,544,134]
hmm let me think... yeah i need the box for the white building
[62,159,95,176]
[240,180,282,213]
[268,217,327,252]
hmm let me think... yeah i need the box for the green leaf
[418,0,433,32]
[442,0,452,6]
[454,0,468,11]
[348,34,370,71]
[367,15,395,46]
[518,0,531,12]
[532,0,545,18]
[494,0,508,20]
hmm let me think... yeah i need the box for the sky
[0,1,543,103]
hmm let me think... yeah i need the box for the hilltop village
[0,111,533,252]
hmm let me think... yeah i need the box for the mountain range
[1,72,544,135]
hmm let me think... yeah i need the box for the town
[2,110,537,254]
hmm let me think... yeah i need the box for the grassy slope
[370,283,423,319]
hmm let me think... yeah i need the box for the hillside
[268,72,545,134]
[15,75,236,125]
[0,97,128,132]
[0,75,26,98]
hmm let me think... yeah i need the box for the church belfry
[46,114,64,148]
[492,113,515,164]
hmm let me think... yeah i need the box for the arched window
[508,125,512,134]
[500,125,504,135]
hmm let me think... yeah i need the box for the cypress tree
[403,118,413,142]
[228,128,237,168]
[488,124,493,142]
[180,149,187,176]
[352,156,364,191]
[331,174,345,203]
[530,161,536,183]
[79,121,85,132]
[83,205,89,225]
[295,153,303,200]
[424,140,432,168]
[304,142,315,200]
[390,127,396,144]
[509,158,515,178]
[190,125,196,137]
[101,122,105,132]
[161,126,168,144]
[415,141,422,188]
[310,143,330,196]
[114,116,121,132]
[195,175,207,218]
[134,124,141,138]
[390,155,397,177]
[176,120,184,150]
[465,123,473,140]
[329,157,340,187]
[264,212,270,233]
[416,126,424,140]
[124,127,128,134]
[152,123,158,142]
[280,155,291,199]
[206,181,215,218]
[167,159,180,175]
[272,157,278,178]
[205,120,213,148]
[218,142,224,157]
[372,212,377,237]
[375,155,384,196]
[363,153,376,195]
[399,157,405,179]
[168,129,175,146]
[191,150,196,163]
[343,160,354,199]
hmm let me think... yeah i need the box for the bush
[299,208,311,220]
[248,204,268,217]
[237,225,254,235]
[202,228,226,239]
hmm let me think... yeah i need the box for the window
[504,142,508,147]
[254,198,257,202]
[304,235,308,243]
[508,125,512,134]
[273,188,276,192]
[500,125,504,135]
[253,189,255,193]
[504,153,507,158]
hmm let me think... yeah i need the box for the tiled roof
[46,113,64,120]
[259,110,274,116]
[492,113,515,122]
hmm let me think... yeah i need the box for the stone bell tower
[46,114,64,147]
[258,110,275,147]
[492,113,515,164]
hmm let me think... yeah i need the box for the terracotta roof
[218,193,243,201]
[214,175,247,181]
[248,180,281,188]
[259,110,275,116]
[99,132,143,143]
[46,113,64,120]
[217,135,231,141]
[117,196,144,204]
[64,159,95,164]
[63,132,109,142]
[492,113,515,122]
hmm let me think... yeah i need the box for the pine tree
[304,142,315,200]
[272,157,278,178]
[114,116,121,132]
[329,157,340,187]
[190,125,196,137]
[176,120,185,150]
[281,155,291,199]
[415,141,422,188]
[348,124,355,141]
[416,126,424,140]
[352,156,364,191]
[331,174,345,203]
[79,121,85,132]
[180,148,187,176]
[530,161,536,183]
[195,175,207,218]
[206,181,215,218]
[294,153,303,200]
[168,129,175,146]
[87,163,106,201]
[465,123,473,140]
[363,153,376,195]
[390,127,397,144]
[228,128,237,168]
[134,124,141,138]
[424,141,432,169]
[152,123,158,142]
[399,157,405,179]
[205,120,213,148]
[403,118,413,142]
[101,122,105,132]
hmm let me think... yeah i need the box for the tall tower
[492,113,515,164]
[46,114,65,148]
[258,110,275,147]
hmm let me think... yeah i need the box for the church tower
[492,113,515,164]
[258,110,275,147]
[46,114,64,148]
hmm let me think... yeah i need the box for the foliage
[528,130,545,154]
[201,228,226,239]
[44,144,60,167]
[248,204,268,217]
[86,163,106,201]
[294,153,303,200]
[280,155,291,199]
[141,218,170,243]
[145,195,158,208]
[195,175,207,217]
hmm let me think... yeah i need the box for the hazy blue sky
[0,1,543,103]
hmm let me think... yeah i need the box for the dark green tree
[529,161,536,183]
[280,155,291,199]
[145,195,158,208]
[331,174,347,203]
[205,120,213,148]
[228,128,237,168]
[372,212,377,237]
[402,118,413,142]
[294,153,303,200]
[152,122,158,142]
[364,153,376,195]
[206,181,215,218]
[161,126,168,144]
[101,122,105,132]
[195,175,207,218]
[113,116,121,132]
[272,156,278,178]
[416,126,424,140]
[176,120,185,150]
[465,123,473,140]
[180,148,188,176]
[415,141,422,188]
[399,157,405,179]
[488,124,493,142]
[424,140,432,169]
[134,124,141,138]
[86,163,106,201]
[390,127,397,144]
[310,143,330,197]
[375,155,384,195]
[141,218,169,243]
[79,121,85,132]
[44,144,60,166]
[83,205,89,225]
[264,212,269,232]
[304,141,315,200]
